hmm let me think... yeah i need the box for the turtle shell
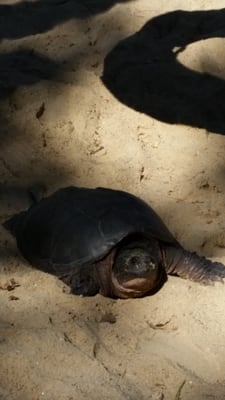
[3,186,178,275]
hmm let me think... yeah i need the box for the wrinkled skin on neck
[162,244,225,284]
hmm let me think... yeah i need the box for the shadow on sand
[102,8,225,135]
[0,0,131,39]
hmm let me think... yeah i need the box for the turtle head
[111,238,163,298]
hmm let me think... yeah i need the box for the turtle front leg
[163,245,225,284]
[60,265,100,296]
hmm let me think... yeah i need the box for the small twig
[0,278,20,291]
[9,295,19,301]
[174,380,186,400]
[147,319,171,330]
[36,102,45,119]
[100,312,117,324]
[63,332,73,344]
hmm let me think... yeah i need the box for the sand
[1,1,225,399]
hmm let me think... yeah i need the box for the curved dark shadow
[0,0,131,39]
[0,49,59,98]
[102,9,225,135]
[0,49,72,218]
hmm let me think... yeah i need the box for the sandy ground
[1,1,225,399]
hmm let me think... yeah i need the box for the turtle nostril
[127,256,146,272]
[130,256,139,264]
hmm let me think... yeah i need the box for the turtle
[3,186,225,299]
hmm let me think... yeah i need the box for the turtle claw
[200,261,225,285]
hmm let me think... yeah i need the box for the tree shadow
[102,8,225,135]
[0,48,77,232]
[0,49,59,98]
[0,49,66,165]
[0,0,131,222]
[0,0,132,39]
